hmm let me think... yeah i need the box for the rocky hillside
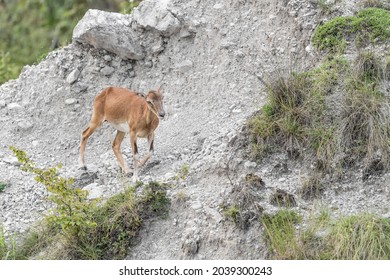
[1,0,389,259]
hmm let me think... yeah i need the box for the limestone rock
[73,9,144,60]
[132,0,181,36]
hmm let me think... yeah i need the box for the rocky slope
[1,0,389,259]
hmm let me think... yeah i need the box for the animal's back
[96,87,144,124]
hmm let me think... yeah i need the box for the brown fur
[79,86,165,181]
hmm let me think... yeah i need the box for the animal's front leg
[139,133,154,167]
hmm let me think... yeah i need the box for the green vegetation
[312,8,390,54]
[0,0,142,84]
[249,51,389,173]
[261,210,390,259]
[8,147,169,259]
[176,164,189,181]
[0,181,8,192]
[222,204,240,224]
[261,210,302,259]
[0,226,17,260]
[10,146,99,238]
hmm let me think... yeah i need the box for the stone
[65,98,77,105]
[176,60,193,73]
[66,69,80,84]
[17,121,33,130]
[73,9,144,60]
[132,0,181,36]
[84,183,103,199]
[100,66,115,76]
[7,103,22,110]
[3,156,20,166]
[244,161,257,170]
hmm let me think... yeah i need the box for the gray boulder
[72,9,144,60]
[132,0,181,36]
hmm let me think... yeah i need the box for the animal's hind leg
[79,120,101,170]
[111,130,129,173]
[130,131,140,182]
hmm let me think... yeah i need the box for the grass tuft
[250,51,389,174]
[262,210,390,259]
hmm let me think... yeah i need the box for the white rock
[133,0,181,36]
[7,103,22,110]
[100,66,115,76]
[84,183,103,199]
[65,98,77,105]
[176,60,193,73]
[244,161,257,170]
[66,69,80,84]
[17,121,33,130]
[73,9,144,60]
[3,156,20,166]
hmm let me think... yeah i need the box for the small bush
[9,147,170,259]
[312,8,390,53]
[248,71,319,159]
[340,75,390,165]
[353,51,384,82]
[10,146,98,238]
[250,52,389,173]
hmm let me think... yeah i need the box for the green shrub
[10,146,98,238]
[0,51,19,84]
[250,51,389,172]
[248,71,319,158]
[312,8,390,53]
[0,181,8,192]
[340,72,390,165]
[9,147,170,259]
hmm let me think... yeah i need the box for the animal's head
[146,87,165,119]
